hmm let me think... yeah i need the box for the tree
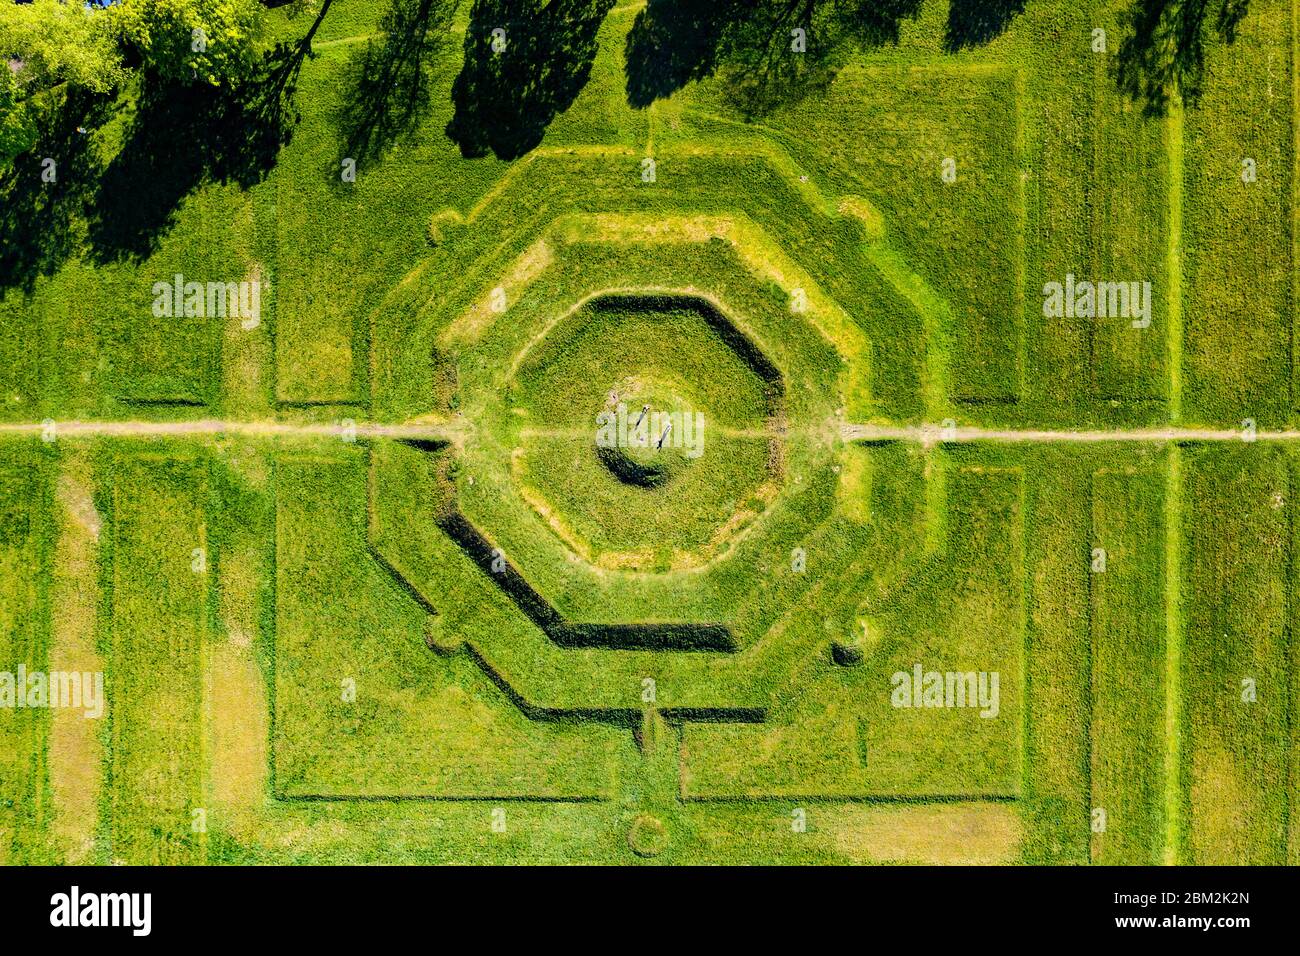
[111,0,264,86]
[85,0,338,261]
[0,0,125,164]
[0,0,125,92]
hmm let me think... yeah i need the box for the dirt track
[841,423,1290,445]
[0,419,455,441]
[0,418,1291,445]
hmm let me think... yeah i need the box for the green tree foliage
[112,0,264,86]
[0,0,125,92]
[0,0,124,164]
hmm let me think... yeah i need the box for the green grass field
[0,0,1297,866]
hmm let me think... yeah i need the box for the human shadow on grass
[334,0,458,167]
[942,0,1025,52]
[0,89,109,294]
[87,40,314,264]
[1115,0,1250,115]
[446,0,615,159]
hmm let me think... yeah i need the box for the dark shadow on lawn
[334,0,456,166]
[624,0,923,116]
[87,39,314,264]
[943,0,1025,51]
[1115,0,1250,115]
[0,89,108,293]
[1,2,337,282]
[446,0,615,159]
[624,0,739,109]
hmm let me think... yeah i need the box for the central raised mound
[595,375,699,488]
[510,293,784,571]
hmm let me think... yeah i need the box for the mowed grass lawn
[0,0,1295,865]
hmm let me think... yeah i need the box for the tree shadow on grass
[1115,0,1250,115]
[446,0,615,160]
[623,0,923,117]
[942,0,1026,52]
[623,0,740,110]
[333,0,457,166]
[0,89,109,294]
[87,40,311,264]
